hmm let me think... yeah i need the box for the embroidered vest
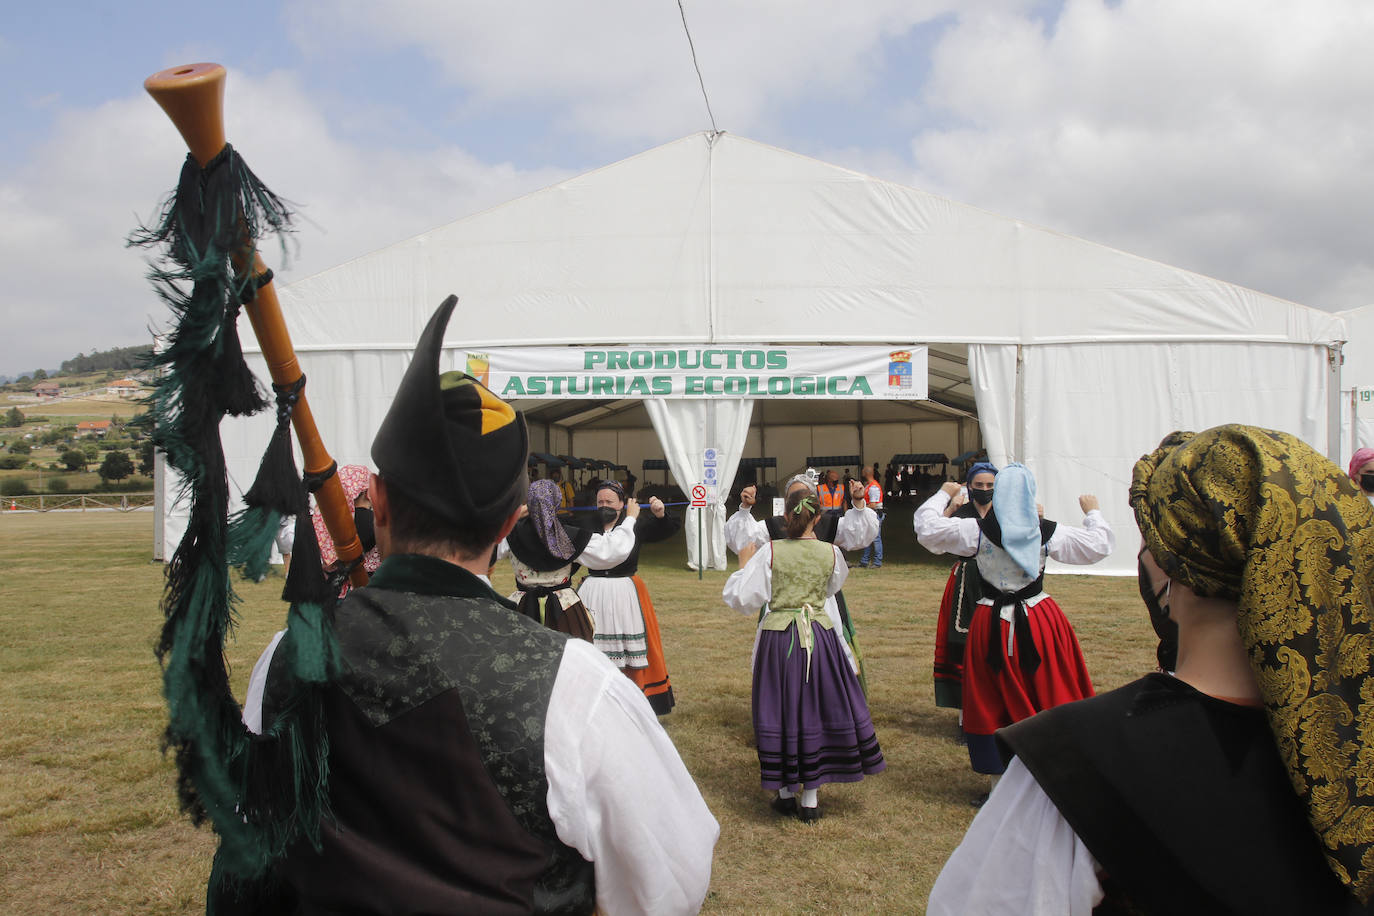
[265,587,595,915]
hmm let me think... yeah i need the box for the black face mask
[969,488,994,507]
[1362,473,1374,494]
[1137,554,1178,671]
[597,506,621,527]
[354,506,376,553]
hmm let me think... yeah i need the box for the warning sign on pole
[690,484,708,508]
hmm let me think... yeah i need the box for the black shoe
[797,805,822,823]
[770,795,797,817]
[971,792,990,809]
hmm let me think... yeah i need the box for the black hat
[371,295,528,524]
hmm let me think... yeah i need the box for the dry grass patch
[1,509,1155,913]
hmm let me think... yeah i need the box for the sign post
[690,484,708,580]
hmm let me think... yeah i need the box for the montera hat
[371,295,528,522]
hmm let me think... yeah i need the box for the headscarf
[989,464,1041,578]
[1348,447,1374,485]
[527,478,575,561]
[596,479,627,502]
[1130,424,1374,901]
[312,464,381,574]
[784,468,819,496]
[965,461,998,485]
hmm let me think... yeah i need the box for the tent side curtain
[973,340,1329,577]
[644,397,754,571]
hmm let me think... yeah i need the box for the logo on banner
[888,350,913,391]
[465,352,491,388]
[691,485,708,507]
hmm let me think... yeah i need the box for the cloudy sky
[3,0,1372,377]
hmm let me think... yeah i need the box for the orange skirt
[625,575,675,716]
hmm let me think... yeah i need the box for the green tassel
[227,506,282,582]
[284,602,338,684]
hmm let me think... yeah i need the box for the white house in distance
[106,379,144,398]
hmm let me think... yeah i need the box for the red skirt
[962,595,1093,736]
[932,558,979,709]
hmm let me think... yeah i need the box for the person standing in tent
[913,465,1113,802]
[312,463,382,590]
[726,471,878,692]
[1349,447,1374,502]
[550,467,576,517]
[858,464,886,569]
[722,487,886,822]
[503,478,639,642]
[929,426,1374,914]
[914,461,997,710]
[818,469,846,512]
[577,480,680,715]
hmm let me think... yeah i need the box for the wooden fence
[1,493,155,513]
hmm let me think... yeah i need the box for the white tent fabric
[974,341,1329,574]
[1339,304,1374,471]
[157,132,1349,577]
[643,398,754,571]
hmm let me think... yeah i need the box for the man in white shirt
[239,297,718,915]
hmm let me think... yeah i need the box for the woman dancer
[916,461,997,710]
[578,480,679,714]
[504,478,637,641]
[915,465,1113,791]
[723,488,885,822]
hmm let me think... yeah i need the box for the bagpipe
[133,62,365,901]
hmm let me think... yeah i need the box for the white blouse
[913,489,1116,566]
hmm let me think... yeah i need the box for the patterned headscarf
[312,464,381,574]
[596,479,627,502]
[527,479,575,561]
[1348,447,1374,485]
[965,461,998,485]
[1130,424,1374,901]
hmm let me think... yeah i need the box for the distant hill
[59,345,153,376]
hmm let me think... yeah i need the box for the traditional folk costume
[722,533,885,816]
[930,426,1374,914]
[503,478,635,642]
[578,481,680,715]
[915,461,999,710]
[916,465,1113,774]
[312,463,381,581]
[240,299,718,914]
[724,475,879,690]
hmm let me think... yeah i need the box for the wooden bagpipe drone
[132,62,366,906]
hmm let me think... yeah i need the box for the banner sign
[460,345,929,400]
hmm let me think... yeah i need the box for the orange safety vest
[864,480,883,509]
[817,481,845,511]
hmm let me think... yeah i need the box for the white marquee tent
[1340,304,1374,469]
[157,132,1348,575]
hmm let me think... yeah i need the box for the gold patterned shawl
[1129,424,1374,902]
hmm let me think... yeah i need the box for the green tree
[33,368,47,380]
[62,449,89,471]
[0,478,31,497]
[8,440,30,455]
[98,451,134,483]
[47,477,68,493]
[81,442,100,461]
[3,407,22,428]
[138,440,155,476]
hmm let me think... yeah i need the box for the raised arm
[725,485,770,554]
[914,483,981,557]
[722,543,773,615]
[579,516,638,570]
[1045,495,1115,566]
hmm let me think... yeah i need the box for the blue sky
[3,0,1373,376]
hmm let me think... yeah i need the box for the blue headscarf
[965,461,998,485]
[991,464,1041,578]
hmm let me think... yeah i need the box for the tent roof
[274,131,1344,356]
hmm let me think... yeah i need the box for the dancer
[725,470,878,690]
[578,480,680,714]
[1350,446,1374,500]
[503,478,638,641]
[914,466,1113,788]
[930,425,1374,914]
[915,462,997,709]
[723,488,885,822]
[312,463,382,583]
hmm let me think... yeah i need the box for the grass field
[0,510,1155,914]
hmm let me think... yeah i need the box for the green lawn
[0,509,1154,914]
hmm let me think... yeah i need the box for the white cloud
[0,69,572,375]
[905,0,1374,309]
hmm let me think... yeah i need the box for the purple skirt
[752,621,885,790]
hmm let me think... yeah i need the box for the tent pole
[1014,344,1025,461]
[1328,343,1344,461]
